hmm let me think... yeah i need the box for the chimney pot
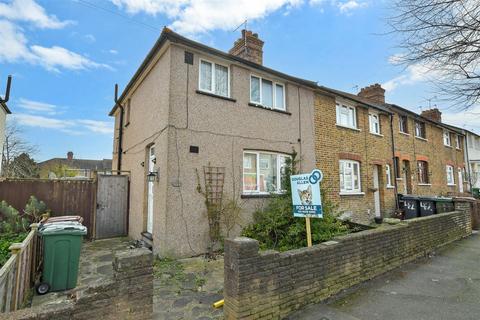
[229,29,264,65]
[357,83,386,104]
[67,151,73,161]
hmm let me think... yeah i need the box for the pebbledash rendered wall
[224,210,472,320]
[0,248,153,320]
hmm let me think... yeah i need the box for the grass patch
[154,257,186,286]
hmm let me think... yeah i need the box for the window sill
[415,136,428,142]
[418,183,432,186]
[399,131,410,136]
[196,90,236,102]
[396,178,403,181]
[339,192,365,196]
[241,193,283,199]
[444,144,453,148]
[456,147,462,151]
[248,103,291,115]
[370,132,383,137]
[336,124,361,132]
[447,184,456,187]
[386,186,395,189]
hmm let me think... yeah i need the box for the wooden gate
[95,174,129,239]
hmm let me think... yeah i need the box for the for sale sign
[290,169,323,218]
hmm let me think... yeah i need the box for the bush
[0,201,29,234]
[0,232,28,267]
[241,151,348,251]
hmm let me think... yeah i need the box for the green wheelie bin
[37,222,87,294]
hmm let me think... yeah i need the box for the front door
[147,145,155,234]
[458,168,464,193]
[373,165,381,217]
[403,160,412,194]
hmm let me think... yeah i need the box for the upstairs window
[199,59,229,97]
[243,151,290,193]
[369,112,380,134]
[417,161,429,184]
[456,135,462,149]
[336,103,357,129]
[443,130,451,146]
[250,75,285,110]
[386,164,393,187]
[339,160,361,193]
[446,165,455,185]
[399,115,408,134]
[415,121,426,139]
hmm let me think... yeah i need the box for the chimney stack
[67,151,73,161]
[421,108,442,123]
[229,29,264,65]
[358,83,385,104]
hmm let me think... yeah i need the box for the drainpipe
[390,114,400,211]
[114,84,124,173]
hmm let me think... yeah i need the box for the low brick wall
[0,248,153,320]
[454,197,480,230]
[224,211,472,320]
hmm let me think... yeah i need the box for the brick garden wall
[0,248,153,320]
[224,210,472,320]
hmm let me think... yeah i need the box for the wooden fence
[0,224,41,313]
[0,179,96,238]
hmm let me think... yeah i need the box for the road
[289,232,480,320]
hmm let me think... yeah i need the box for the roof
[386,103,464,134]
[38,158,112,171]
[1,100,11,114]
[109,27,318,116]
[317,85,393,114]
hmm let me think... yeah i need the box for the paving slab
[288,233,480,320]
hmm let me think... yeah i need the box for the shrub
[0,201,29,234]
[241,151,348,251]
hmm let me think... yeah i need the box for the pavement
[288,232,480,320]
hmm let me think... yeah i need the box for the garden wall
[0,247,153,320]
[224,210,472,319]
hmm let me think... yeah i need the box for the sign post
[290,169,323,247]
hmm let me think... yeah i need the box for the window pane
[200,61,212,91]
[262,79,273,107]
[275,84,285,109]
[259,154,277,192]
[348,107,355,127]
[214,64,228,97]
[243,153,257,191]
[250,76,260,102]
[353,163,359,189]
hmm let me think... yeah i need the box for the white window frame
[249,74,286,111]
[242,151,290,194]
[399,115,409,134]
[446,165,455,185]
[198,58,230,97]
[455,135,461,149]
[369,112,381,135]
[336,102,357,129]
[339,160,362,194]
[385,164,393,187]
[415,121,426,139]
[443,130,451,147]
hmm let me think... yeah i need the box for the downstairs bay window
[243,151,290,194]
[339,160,361,194]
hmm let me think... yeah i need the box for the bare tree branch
[2,120,39,177]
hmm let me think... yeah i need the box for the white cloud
[443,104,480,134]
[31,45,111,72]
[0,20,111,72]
[12,113,114,135]
[84,34,96,43]
[109,49,118,55]
[0,0,73,29]
[111,0,339,35]
[17,98,59,115]
[337,0,367,14]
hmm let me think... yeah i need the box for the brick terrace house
[313,84,468,223]
[110,28,317,257]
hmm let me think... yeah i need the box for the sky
[0,0,479,161]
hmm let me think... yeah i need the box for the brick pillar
[113,248,153,320]
[453,197,475,231]
[224,237,260,320]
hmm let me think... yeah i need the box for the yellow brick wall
[314,93,396,223]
